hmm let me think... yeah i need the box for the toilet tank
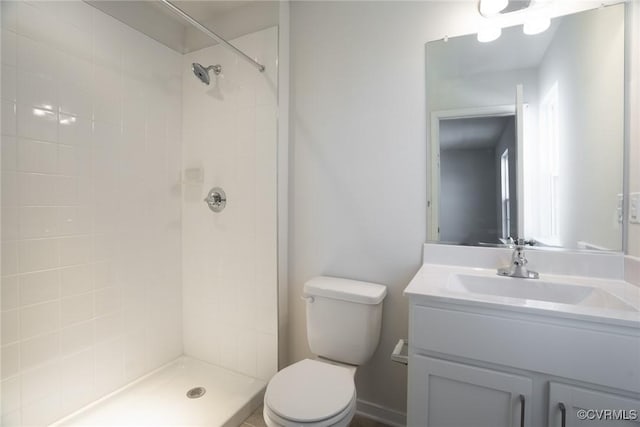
[304,276,387,366]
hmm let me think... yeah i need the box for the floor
[241,405,392,427]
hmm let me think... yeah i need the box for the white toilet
[263,276,387,427]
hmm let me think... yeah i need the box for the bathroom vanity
[404,245,640,427]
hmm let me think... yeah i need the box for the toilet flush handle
[300,295,315,303]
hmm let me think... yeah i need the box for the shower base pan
[52,356,266,427]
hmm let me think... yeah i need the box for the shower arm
[160,0,266,73]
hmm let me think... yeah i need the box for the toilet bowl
[263,359,357,427]
[263,277,387,427]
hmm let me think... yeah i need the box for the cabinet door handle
[519,394,525,427]
[558,402,566,427]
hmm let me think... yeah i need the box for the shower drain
[186,387,206,399]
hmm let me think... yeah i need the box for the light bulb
[479,0,508,16]
[477,22,502,42]
[523,15,551,35]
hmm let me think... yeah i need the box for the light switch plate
[617,194,623,224]
[630,193,640,224]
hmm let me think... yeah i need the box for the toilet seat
[264,359,357,426]
[263,394,356,427]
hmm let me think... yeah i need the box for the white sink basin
[447,273,636,311]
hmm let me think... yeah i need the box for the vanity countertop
[405,263,640,329]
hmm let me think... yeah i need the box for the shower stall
[0,1,284,425]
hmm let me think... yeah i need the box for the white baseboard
[356,398,406,427]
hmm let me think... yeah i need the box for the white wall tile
[2,101,17,136]
[17,2,56,46]
[18,238,59,272]
[20,301,60,339]
[181,27,278,374]
[58,114,91,146]
[17,103,57,142]
[59,321,93,356]
[16,35,57,82]
[1,310,19,345]
[1,276,19,311]
[256,332,277,381]
[59,82,92,118]
[57,51,92,91]
[20,331,59,370]
[20,362,61,415]
[59,236,92,266]
[94,286,121,316]
[1,172,19,207]
[54,175,79,206]
[19,172,58,206]
[51,16,92,61]
[20,206,58,238]
[17,138,58,174]
[93,234,116,261]
[21,393,63,427]
[93,260,115,289]
[54,1,94,36]
[18,71,57,111]
[2,206,19,241]
[2,64,17,102]
[1,30,17,66]
[94,312,123,344]
[1,343,20,379]
[60,293,93,327]
[92,11,123,69]
[1,135,17,172]
[94,338,125,395]
[237,330,257,377]
[59,349,95,414]
[57,206,92,235]
[19,270,59,306]
[1,241,18,276]
[1,376,21,418]
[4,4,184,423]
[124,330,148,381]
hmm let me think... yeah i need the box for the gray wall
[287,0,631,417]
[288,1,479,416]
[536,5,624,250]
[440,148,499,245]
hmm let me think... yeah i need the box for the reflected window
[500,148,510,239]
[541,82,560,239]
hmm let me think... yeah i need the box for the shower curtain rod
[160,0,266,73]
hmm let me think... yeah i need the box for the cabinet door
[408,354,532,427]
[549,382,640,426]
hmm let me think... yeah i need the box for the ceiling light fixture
[477,20,502,42]
[523,14,551,35]
[478,0,509,16]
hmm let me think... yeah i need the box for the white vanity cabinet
[548,383,640,427]
[406,302,640,427]
[409,354,532,427]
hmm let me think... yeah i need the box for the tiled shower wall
[1,1,183,425]
[182,27,278,381]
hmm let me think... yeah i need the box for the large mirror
[426,3,625,251]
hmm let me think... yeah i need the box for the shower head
[192,63,222,85]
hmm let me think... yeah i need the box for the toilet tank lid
[304,276,387,305]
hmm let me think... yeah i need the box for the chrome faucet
[497,238,539,279]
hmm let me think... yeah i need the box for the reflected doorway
[430,109,518,246]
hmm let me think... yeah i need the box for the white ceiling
[440,116,514,151]
[85,0,279,53]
